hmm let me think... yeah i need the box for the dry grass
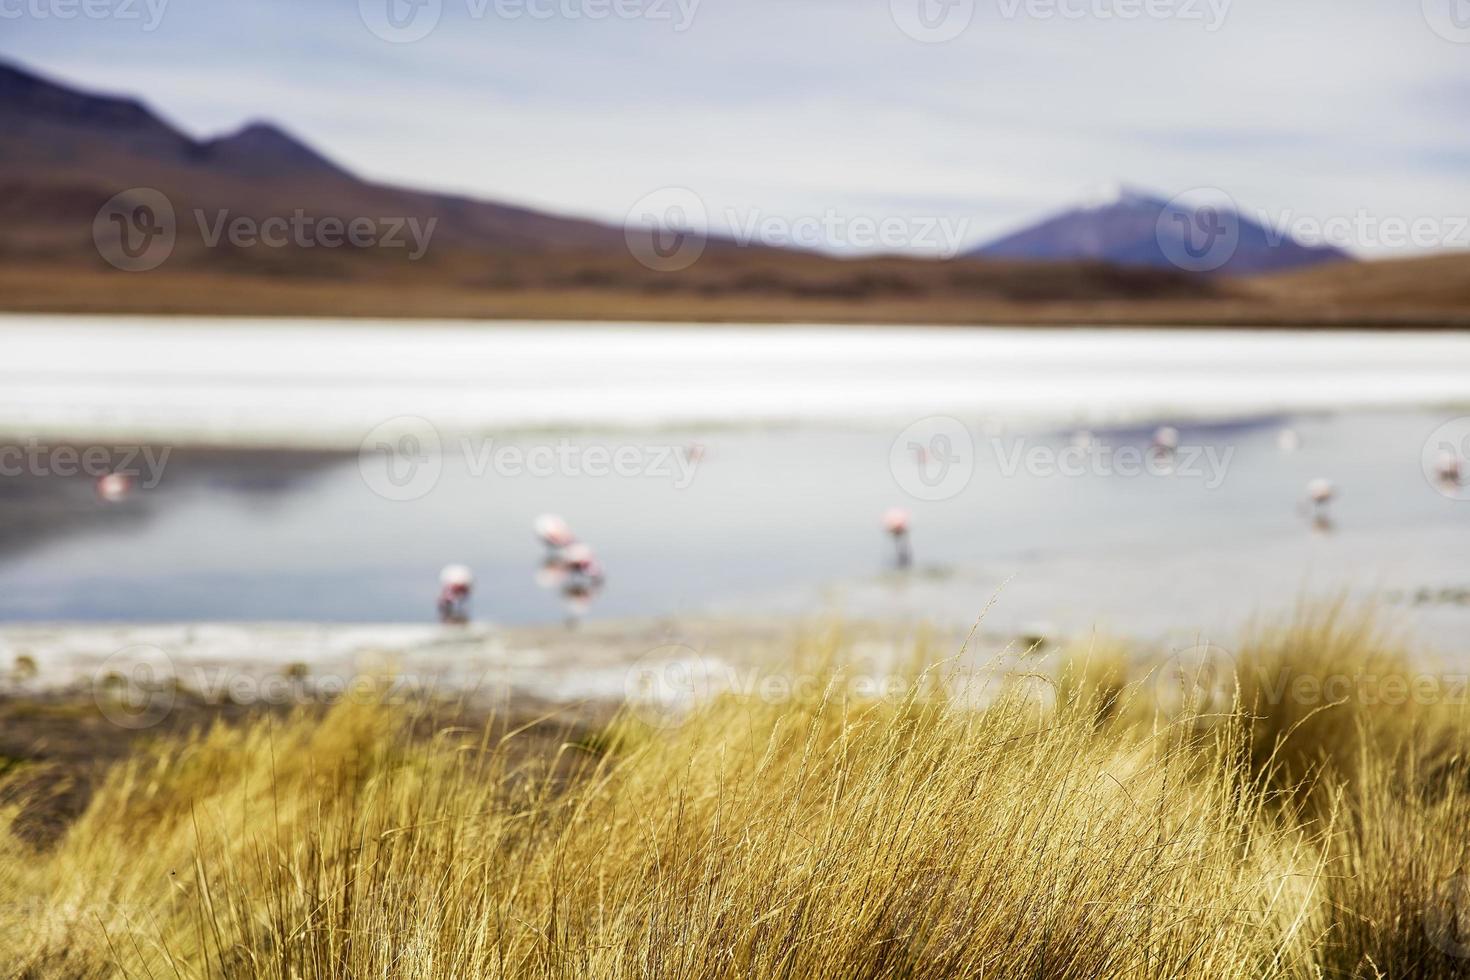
[2,613,1469,978]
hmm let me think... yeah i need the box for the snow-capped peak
[1077,181,1159,211]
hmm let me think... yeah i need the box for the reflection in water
[560,567,604,628]
[1435,451,1463,490]
[0,446,347,561]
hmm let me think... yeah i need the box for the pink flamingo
[534,514,575,552]
[560,543,605,581]
[883,507,912,569]
[96,472,133,502]
[1151,425,1179,456]
[437,564,474,624]
[532,514,577,596]
[558,543,605,628]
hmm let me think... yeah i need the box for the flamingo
[534,514,575,551]
[532,514,578,599]
[1306,478,1334,510]
[1151,426,1179,455]
[96,472,133,502]
[1276,428,1300,453]
[558,543,604,628]
[560,543,606,582]
[1304,478,1336,531]
[437,564,474,624]
[883,507,912,569]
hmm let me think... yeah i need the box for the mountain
[0,58,1234,315]
[198,122,353,180]
[969,186,1350,276]
[1,60,1460,327]
[0,59,624,271]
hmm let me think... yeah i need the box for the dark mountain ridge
[0,59,624,260]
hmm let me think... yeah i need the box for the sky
[4,0,1470,257]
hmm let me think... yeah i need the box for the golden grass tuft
[2,611,1469,978]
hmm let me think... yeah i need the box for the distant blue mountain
[970,186,1350,275]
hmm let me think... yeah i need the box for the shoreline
[0,616,984,703]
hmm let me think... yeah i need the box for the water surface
[2,317,1467,644]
